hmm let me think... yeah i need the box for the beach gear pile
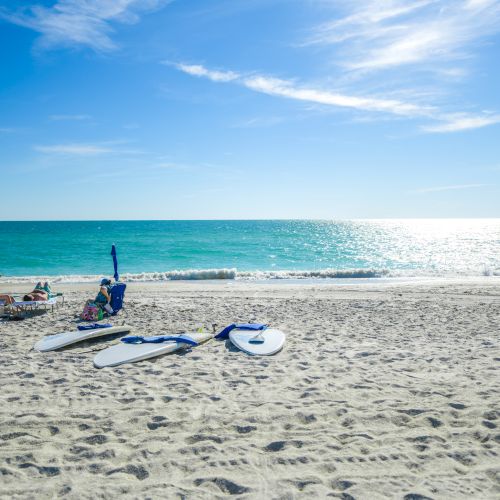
[35,321,286,368]
[81,301,104,321]
[80,282,127,321]
[10,244,287,365]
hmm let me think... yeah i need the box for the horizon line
[1,217,500,222]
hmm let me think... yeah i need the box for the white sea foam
[0,268,237,284]
[237,269,389,280]
[123,269,237,281]
[1,267,499,284]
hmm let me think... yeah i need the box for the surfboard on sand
[93,331,213,368]
[34,325,133,352]
[229,328,285,356]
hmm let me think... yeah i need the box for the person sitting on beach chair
[95,278,114,315]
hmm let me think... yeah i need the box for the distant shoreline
[2,275,500,293]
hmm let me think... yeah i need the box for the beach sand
[0,279,499,499]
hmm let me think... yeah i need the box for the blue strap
[215,323,267,340]
[77,323,113,331]
[121,335,199,346]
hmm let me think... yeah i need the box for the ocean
[1,219,499,283]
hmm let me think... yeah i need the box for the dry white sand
[1,279,499,499]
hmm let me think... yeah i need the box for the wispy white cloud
[0,127,18,133]
[0,0,168,52]
[154,162,190,169]
[293,1,500,132]
[307,0,500,72]
[232,116,286,128]
[414,183,490,193]
[35,143,116,155]
[421,113,500,132]
[242,74,430,116]
[308,0,436,46]
[173,62,499,131]
[34,141,142,156]
[173,62,433,118]
[174,63,239,82]
[49,114,91,121]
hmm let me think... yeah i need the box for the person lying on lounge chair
[23,282,52,302]
[0,294,15,305]
[0,282,52,304]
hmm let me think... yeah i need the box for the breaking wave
[2,267,500,284]
[0,267,391,284]
[237,269,389,280]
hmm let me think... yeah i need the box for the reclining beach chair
[0,293,64,319]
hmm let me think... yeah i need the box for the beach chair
[0,293,63,319]
[110,283,126,314]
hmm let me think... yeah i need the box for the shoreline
[2,274,500,289]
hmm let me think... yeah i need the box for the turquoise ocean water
[0,220,499,282]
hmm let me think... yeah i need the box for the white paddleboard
[93,332,213,368]
[229,328,286,356]
[35,325,132,352]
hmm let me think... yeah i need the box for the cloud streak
[173,62,433,117]
[296,1,500,132]
[421,113,500,132]
[307,0,500,72]
[173,62,499,132]
[34,141,142,156]
[35,143,116,155]
[414,183,490,193]
[0,0,168,52]
[175,63,239,83]
[49,114,91,121]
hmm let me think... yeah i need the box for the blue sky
[1,0,499,219]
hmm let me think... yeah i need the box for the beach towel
[121,335,198,346]
[215,323,268,340]
[77,323,113,331]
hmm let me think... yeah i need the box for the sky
[1,0,499,220]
